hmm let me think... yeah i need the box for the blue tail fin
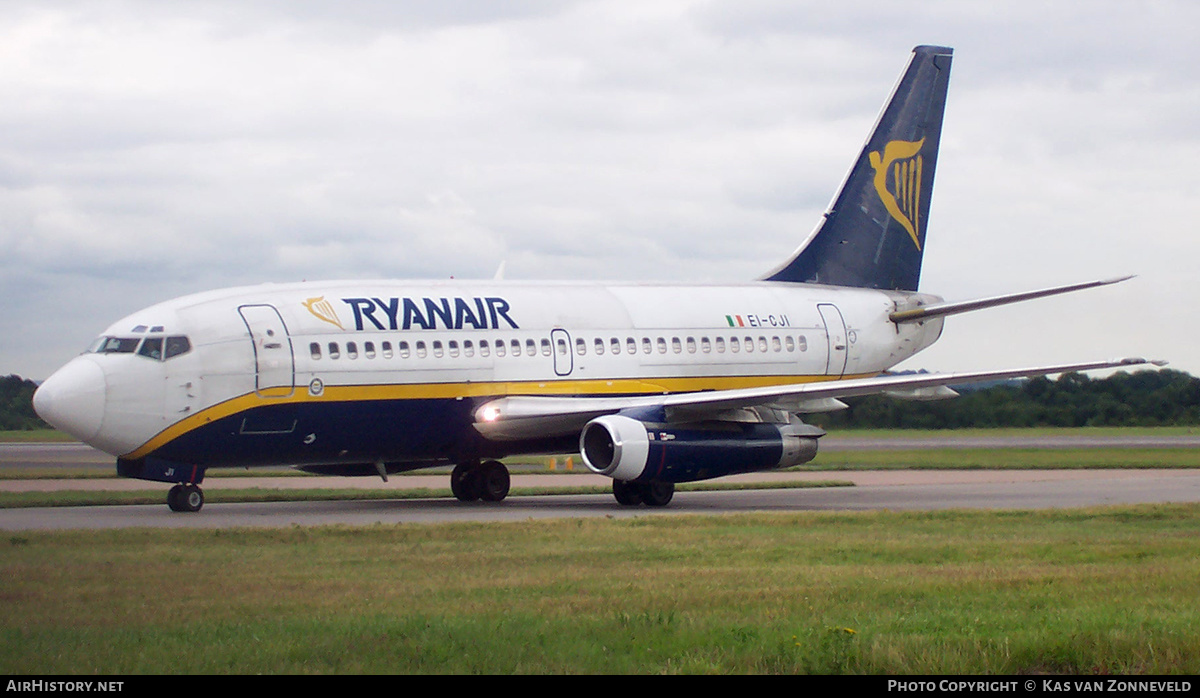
[764,45,953,291]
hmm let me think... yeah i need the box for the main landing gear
[167,483,204,513]
[451,460,511,502]
[612,480,675,507]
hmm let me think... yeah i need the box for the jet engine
[579,414,822,483]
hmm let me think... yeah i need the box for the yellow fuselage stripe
[123,372,872,461]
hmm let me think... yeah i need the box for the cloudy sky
[3,0,1197,381]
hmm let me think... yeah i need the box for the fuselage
[34,279,943,477]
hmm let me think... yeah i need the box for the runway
[3,468,1199,531]
[2,437,1199,531]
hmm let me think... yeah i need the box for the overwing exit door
[551,328,573,376]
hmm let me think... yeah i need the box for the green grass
[0,429,74,442]
[2,505,1199,674]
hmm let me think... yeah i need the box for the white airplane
[33,46,1160,512]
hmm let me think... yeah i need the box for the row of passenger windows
[309,334,810,361]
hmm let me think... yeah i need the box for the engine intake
[580,414,821,483]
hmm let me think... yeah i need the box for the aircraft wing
[472,357,1164,441]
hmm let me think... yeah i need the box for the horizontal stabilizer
[890,276,1133,324]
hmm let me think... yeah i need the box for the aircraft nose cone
[33,358,106,442]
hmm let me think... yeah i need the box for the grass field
[3,426,1198,674]
[2,505,1198,674]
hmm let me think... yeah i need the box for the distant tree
[0,375,50,430]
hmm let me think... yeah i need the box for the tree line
[0,375,49,431]
[810,369,1200,430]
[2,369,1199,433]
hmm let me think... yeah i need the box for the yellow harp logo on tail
[869,137,925,250]
[303,296,344,330]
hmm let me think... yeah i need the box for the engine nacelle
[579,414,822,484]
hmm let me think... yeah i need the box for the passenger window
[416,341,427,359]
[310,342,322,360]
[701,337,711,353]
[576,338,587,356]
[785,336,795,352]
[642,337,651,354]
[556,338,568,356]
[798,335,808,352]
[730,337,740,353]
[137,337,163,360]
[610,338,620,355]
[772,336,782,352]
[744,337,755,353]
[527,339,537,356]
[382,341,393,359]
[399,341,411,359]
[541,338,551,357]
[448,340,459,358]
[495,340,506,357]
[511,339,522,357]
[328,342,341,360]
[464,340,474,358]
[715,337,725,353]
[479,340,490,357]
[657,337,667,354]
[433,341,444,358]
[626,337,636,354]
[686,337,696,354]
[347,342,359,360]
[594,338,605,355]
[364,341,376,359]
[671,337,682,354]
[759,337,768,352]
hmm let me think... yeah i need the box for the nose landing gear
[167,484,204,513]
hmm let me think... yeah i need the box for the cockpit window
[96,337,141,354]
[137,337,164,360]
[164,336,191,359]
[89,335,191,361]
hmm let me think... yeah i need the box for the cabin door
[817,303,849,378]
[238,304,296,398]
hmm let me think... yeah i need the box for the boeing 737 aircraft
[33,46,1160,512]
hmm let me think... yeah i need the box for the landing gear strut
[451,460,511,502]
[612,480,674,507]
[167,483,204,513]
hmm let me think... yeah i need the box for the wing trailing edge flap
[472,357,1165,442]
